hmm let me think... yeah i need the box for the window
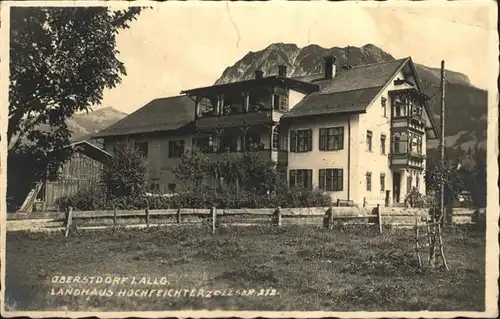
[272,126,280,150]
[135,142,149,158]
[199,97,215,116]
[393,135,401,153]
[289,169,313,189]
[168,183,176,194]
[273,95,288,111]
[245,131,263,151]
[319,169,343,191]
[193,136,213,152]
[407,175,413,194]
[319,127,344,151]
[168,140,185,158]
[221,134,240,152]
[222,96,244,115]
[382,97,387,117]
[150,182,161,193]
[366,172,372,191]
[290,129,312,152]
[380,173,385,192]
[273,87,288,112]
[381,135,386,154]
[366,131,373,152]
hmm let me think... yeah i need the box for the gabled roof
[94,96,195,138]
[282,58,409,119]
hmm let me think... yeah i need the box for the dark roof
[70,140,112,164]
[94,96,195,138]
[181,76,319,96]
[283,58,409,119]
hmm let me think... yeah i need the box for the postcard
[1,0,498,318]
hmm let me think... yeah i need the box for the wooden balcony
[200,149,288,164]
[196,110,283,130]
[389,152,426,170]
[391,117,425,133]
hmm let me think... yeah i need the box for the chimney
[324,55,337,79]
[254,70,264,79]
[278,65,287,77]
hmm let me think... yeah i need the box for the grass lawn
[4,225,485,312]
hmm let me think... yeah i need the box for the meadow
[4,224,485,312]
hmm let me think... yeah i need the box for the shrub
[142,187,333,209]
[54,184,107,211]
[404,187,433,208]
[101,140,148,202]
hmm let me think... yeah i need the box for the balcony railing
[196,110,283,130]
[389,152,425,170]
[198,149,288,164]
[391,116,425,132]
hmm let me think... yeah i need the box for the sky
[98,0,497,115]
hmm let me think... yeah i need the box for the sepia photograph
[1,0,498,317]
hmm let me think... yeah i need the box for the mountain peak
[215,43,395,84]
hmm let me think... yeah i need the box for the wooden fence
[6,205,479,236]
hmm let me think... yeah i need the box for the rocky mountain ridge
[215,43,487,154]
[68,106,128,141]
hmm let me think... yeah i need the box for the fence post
[145,197,150,228]
[324,206,333,230]
[176,208,181,224]
[113,206,117,229]
[376,204,383,234]
[65,206,73,238]
[274,206,282,227]
[211,206,217,234]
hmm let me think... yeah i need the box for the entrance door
[385,190,391,207]
[393,172,401,203]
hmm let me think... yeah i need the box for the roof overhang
[405,57,440,140]
[280,109,366,123]
[181,76,319,96]
[55,140,112,164]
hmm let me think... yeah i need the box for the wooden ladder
[414,217,450,271]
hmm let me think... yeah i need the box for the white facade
[286,69,430,207]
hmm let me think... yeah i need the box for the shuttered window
[289,169,313,189]
[290,129,312,152]
[319,169,343,191]
[319,127,344,151]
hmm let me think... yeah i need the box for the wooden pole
[65,206,73,238]
[437,223,450,271]
[275,206,282,227]
[415,218,422,269]
[176,208,181,224]
[145,198,150,227]
[376,204,383,234]
[439,60,446,224]
[113,206,117,229]
[324,207,333,230]
[211,206,217,234]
